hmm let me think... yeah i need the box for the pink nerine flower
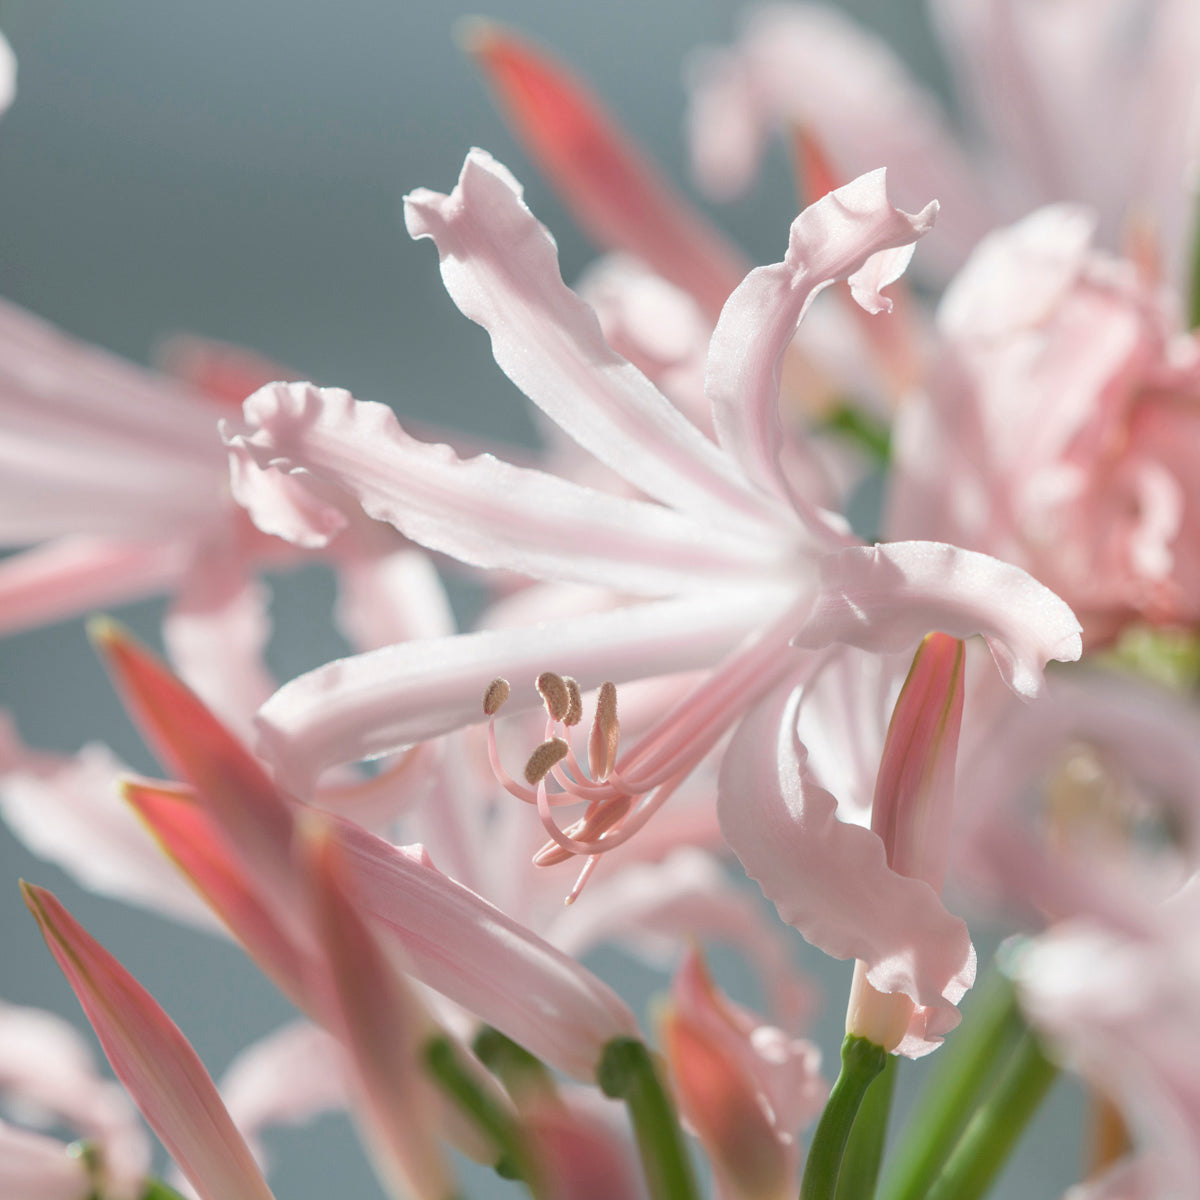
[224,151,1079,839]
[889,205,1200,644]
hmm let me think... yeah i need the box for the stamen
[536,671,571,722]
[524,737,570,785]
[532,794,635,866]
[483,677,511,716]
[588,681,620,781]
[562,676,583,726]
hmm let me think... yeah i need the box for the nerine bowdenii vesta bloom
[220,149,1080,1033]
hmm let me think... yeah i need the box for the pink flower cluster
[4,4,1200,1198]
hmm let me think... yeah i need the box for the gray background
[0,2,1083,1196]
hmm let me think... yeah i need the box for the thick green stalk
[878,972,1025,1200]
[834,1052,897,1200]
[597,1037,699,1200]
[800,1035,889,1200]
[923,1029,1058,1200]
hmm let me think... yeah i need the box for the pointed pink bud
[659,949,824,1200]
[89,619,296,905]
[299,814,457,1200]
[121,779,311,1010]
[870,632,964,892]
[461,19,745,318]
[848,633,967,1052]
[22,884,276,1200]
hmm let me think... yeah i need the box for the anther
[563,677,583,727]
[536,672,571,722]
[483,678,511,716]
[524,737,570,785]
[588,682,620,781]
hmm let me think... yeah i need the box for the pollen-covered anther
[524,737,570,785]
[588,681,620,781]
[483,677,511,716]
[536,671,571,722]
[562,676,583,727]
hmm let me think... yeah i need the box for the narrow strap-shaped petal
[223,381,786,592]
[22,885,277,1200]
[0,712,217,928]
[0,537,188,640]
[255,587,786,794]
[403,149,781,532]
[301,816,457,1200]
[329,820,640,1081]
[718,682,974,1053]
[707,169,936,514]
[792,541,1082,698]
[464,21,747,319]
[0,299,223,542]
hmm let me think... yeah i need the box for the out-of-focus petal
[706,169,936,512]
[22,885,277,1200]
[223,382,784,593]
[156,334,294,411]
[0,538,187,640]
[217,1022,346,1169]
[0,299,222,543]
[301,816,456,1200]
[0,1123,90,1200]
[548,847,813,1028]
[463,21,747,319]
[793,541,1082,698]
[685,5,992,275]
[0,717,216,929]
[402,148,778,532]
[163,553,276,741]
[327,819,639,1081]
[0,1002,150,1199]
[0,31,15,116]
[334,547,457,652]
[255,587,787,794]
[523,1090,648,1200]
[718,682,974,1054]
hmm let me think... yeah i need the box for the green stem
[425,1035,537,1188]
[835,1052,897,1200]
[139,1183,190,1200]
[473,1026,557,1103]
[878,972,1025,1200]
[800,1035,889,1200]
[923,1029,1058,1200]
[598,1037,698,1200]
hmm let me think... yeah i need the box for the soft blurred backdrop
[0,2,1080,1196]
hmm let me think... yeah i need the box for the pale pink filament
[486,599,813,885]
